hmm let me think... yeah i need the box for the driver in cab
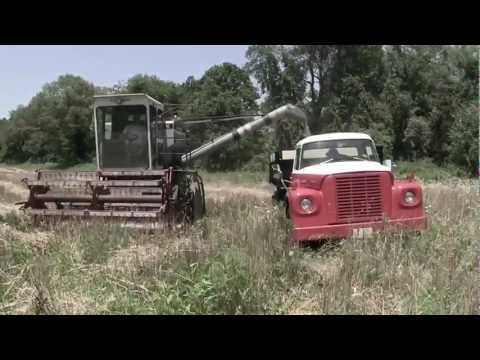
[122,114,148,162]
[326,147,342,161]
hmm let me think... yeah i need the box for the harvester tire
[191,181,205,222]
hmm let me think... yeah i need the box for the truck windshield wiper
[319,158,334,165]
[341,155,366,161]
[305,156,366,166]
[320,156,366,164]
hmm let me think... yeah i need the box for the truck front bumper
[292,216,427,242]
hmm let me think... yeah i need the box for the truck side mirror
[383,159,393,171]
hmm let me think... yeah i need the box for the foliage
[0,119,9,157]
[125,74,184,105]
[395,159,467,181]
[2,75,95,165]
[403,114,432,160]
[1,46,478,176]
[180,63,263,170]
[448,102,479,176]
[245,45,479,176]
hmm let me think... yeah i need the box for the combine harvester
[19,93,306,228]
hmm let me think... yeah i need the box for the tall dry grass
[0,176,478,314]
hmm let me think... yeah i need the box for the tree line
[0,45,478,176]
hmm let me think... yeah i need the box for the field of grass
[0,163,478,314]
[395,159,470,182]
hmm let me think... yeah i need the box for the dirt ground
[0,167,31,193]
[0,167,31,216]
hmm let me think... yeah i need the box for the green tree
[126,74,184,105]
[326,46,386,136]
[0,118,8,140]
[446,45,479,100]
[403,114,432,160]
[331,45,386,97]
[3,75,95,164]
[0,118,9,158]
[245,46,305,112]
[381,45,478,166]
[245,46,312,149]
[181,63,262,170]
[448,102,479,176]
[120,74,187,120]
[245,44,478,176]
[246,45,385,136]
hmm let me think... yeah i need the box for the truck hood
[293,161,391,176]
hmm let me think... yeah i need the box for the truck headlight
[404,191,416,204]
[300,198,313,212]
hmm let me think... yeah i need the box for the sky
[0,45,249,119]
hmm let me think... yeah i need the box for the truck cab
[270,132,427,242]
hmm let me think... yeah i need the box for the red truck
[269,132,427,243]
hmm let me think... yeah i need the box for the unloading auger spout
[181,104,307,163]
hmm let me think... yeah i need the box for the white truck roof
[296,132,373,147]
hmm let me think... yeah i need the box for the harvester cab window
[96,105,149,169]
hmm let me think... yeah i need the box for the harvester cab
[19,93,307,228]
[94,94,187,170]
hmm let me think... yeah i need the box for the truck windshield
[299,139,379,169]
[96,105,149,169]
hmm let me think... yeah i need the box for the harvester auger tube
[180,104,307,163]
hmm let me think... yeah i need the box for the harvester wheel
[191,181,205,222]
[177,174,205,224]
